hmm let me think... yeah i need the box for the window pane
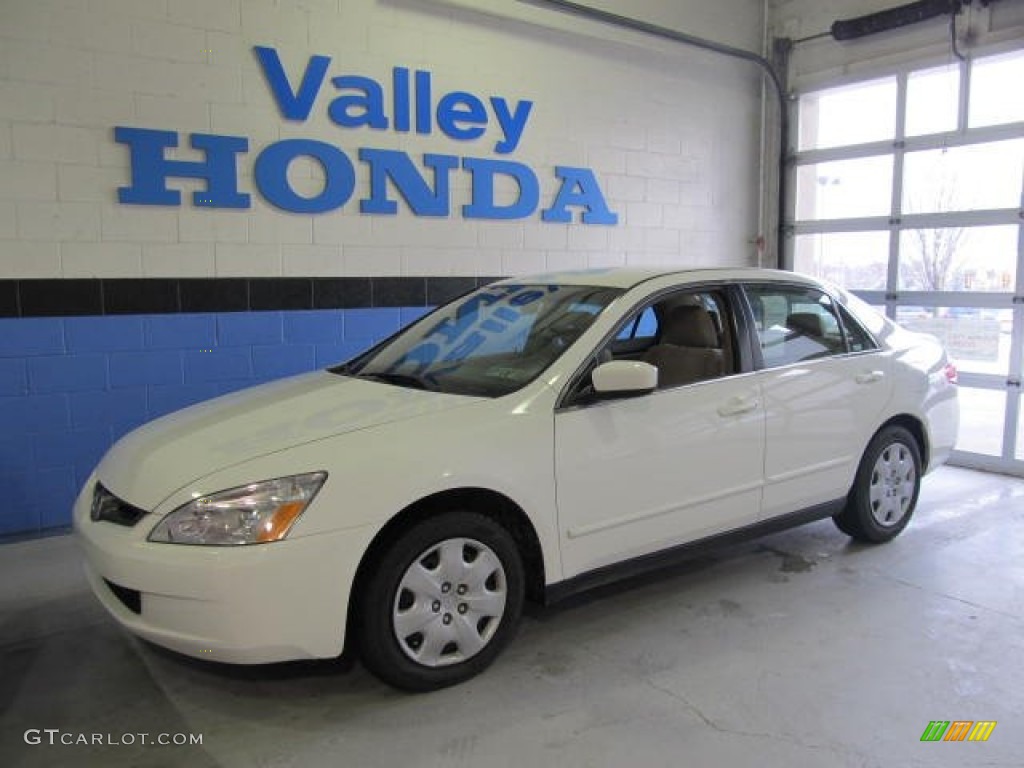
[906,63,959,136]
[636,307,658,337]
[798,77,897,150]
[902,139,1024,214]
[746,285,843,366]
[794,231,889,289]
[898,225,1018,292]
[955,387,1005,456]
[795,156,894,220]
[837,304,877,352]
[895,306,1011,375]
[969,50,1024,128]
[617,307,658,340]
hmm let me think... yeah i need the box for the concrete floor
[1,466,1022,768]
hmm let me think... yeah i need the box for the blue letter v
[254,46,330,121]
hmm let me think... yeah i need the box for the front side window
[745,284,849,367]
[608,289,735,389]
[336,283,622,397]
[562,287,737,405]
[616,306,658,341]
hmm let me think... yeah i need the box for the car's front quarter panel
[219,386,562,555]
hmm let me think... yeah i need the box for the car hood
[96,371,484,511]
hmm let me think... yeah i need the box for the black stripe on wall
[0,277,501,318]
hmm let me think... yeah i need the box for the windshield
[334,283,622,397]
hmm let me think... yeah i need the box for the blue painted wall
[0,306,431,537]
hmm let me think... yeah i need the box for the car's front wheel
[834,425,922,543]
[356,511,524,692]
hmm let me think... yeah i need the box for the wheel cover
[868,442,917,527]
[392,537,507,668]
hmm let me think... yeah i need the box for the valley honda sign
[115,46,618,225]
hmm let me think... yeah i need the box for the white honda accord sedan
[74,268,959,690]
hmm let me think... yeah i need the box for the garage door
[786,48,1024,475]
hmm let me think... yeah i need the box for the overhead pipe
[515,0,790,269]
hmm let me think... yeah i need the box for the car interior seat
[641,305,724,388]
[784,311,837,359]
[786,312,826,339]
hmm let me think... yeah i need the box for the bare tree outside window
[902,151,972,293]
[905,224,968,292]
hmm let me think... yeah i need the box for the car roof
[493,267,822,291]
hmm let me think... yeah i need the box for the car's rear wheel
[834,425,922,543]
[357,511,524,692]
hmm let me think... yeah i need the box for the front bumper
[73,482,377,664]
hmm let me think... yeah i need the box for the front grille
[90,484,148,527]
[103,579,142,614]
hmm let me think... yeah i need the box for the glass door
[787,49,1024,474]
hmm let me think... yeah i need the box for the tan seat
[785,312,836,359]
[642,305,724,388]
[786,312,825,339]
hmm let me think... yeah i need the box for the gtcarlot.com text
[24,729,203,747]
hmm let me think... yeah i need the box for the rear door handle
[855,370,885,384]
[718,395,760,417]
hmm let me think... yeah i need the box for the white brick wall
[131,20,209,64]
[58,165,129,203]
[62,242,143,277]
[0,201,17,240]
[6,241,61,278]
[215,242,281,276]
[0,0,766,279]
[12,124,98,164]
[281,244,345,277]
[54,89,135,129]
[4,39,94,88]
[241,1,311,49]
[1,161,58,201]
[168,0,241,33]
[248,203,313,244]
[0,82,56,122]
[178,209,247,243]
[142,242,216,277]
[344,244,401,276]
[100,203,178,242]
[18,201,101,241]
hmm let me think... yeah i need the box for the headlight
[148,472,326,546]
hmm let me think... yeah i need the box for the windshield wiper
[357,372,437,391]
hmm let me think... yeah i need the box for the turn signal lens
[255,500,306,543]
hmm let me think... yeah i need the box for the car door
[553,286,765,579]
[741,282,894,520]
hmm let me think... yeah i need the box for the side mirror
[592,361,658,397]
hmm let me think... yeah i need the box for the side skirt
[544,498,845,605]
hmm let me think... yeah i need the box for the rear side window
[836,303,877,353]
[744,284,851,367]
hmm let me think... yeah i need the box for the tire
[834,425,922,543]
[356,511,524,692]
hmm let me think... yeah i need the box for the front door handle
[855,370,885,384]
[718,395,760,417]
